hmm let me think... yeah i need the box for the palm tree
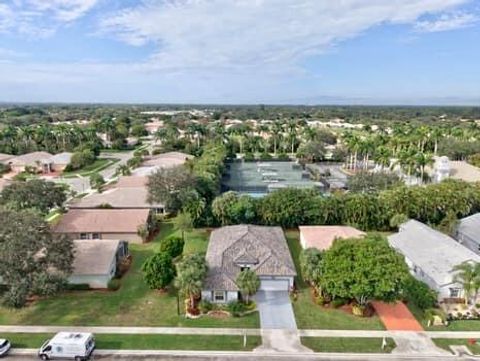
[175,253,208,310]
[374,146,392,170]
[236,269,260,304]
[269,122,283,156]
[414,152,434,183]
[285,119,298,155]
[452,262,480,304]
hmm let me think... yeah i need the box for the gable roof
[54,209,150,234]
[457,213,480,243]
[49,152,73,165]
[388,219,480,287]
[72,239,122,276]
[115,176,148,188]
[299,225,365,250]
[69,187,163,209]
[9,151,53,166]
[204,225,296,291]
[0,153,14,163]
[142,151,193,168]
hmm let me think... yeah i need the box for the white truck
[38,332,95,361]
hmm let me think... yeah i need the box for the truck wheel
[75,357,84,361]
[40,355,49,361]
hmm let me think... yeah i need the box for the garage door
[259,279,289,291]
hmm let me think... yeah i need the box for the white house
[69,239,129,288]
[388,220,480,300]
[456,213,480,255]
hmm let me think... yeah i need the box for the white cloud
[0,0,99,36]
[415,12,477,32]
[99,0,471,71]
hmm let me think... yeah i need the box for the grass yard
[6,333,261,351]
[285,229,385,330]
[301,337,395,353]
[433,338,480,354]
[0,222,259,328]
[62,158,118,178]
[407,302,480,331]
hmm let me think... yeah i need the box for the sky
[0,0,479,105]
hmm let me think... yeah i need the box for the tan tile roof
[204,225,296,291]
[9,151,53,166]
[142,152,193,168]
[0,153,14,163]
[54,209,150,234]
[72,239,122,275]
[115,176,148,188]
[299,226,365,250]
[69,187,163,209]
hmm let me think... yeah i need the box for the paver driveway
[255,290,297,329]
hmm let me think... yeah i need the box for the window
[80,233,88,240]
[92,233,100,239]
[240,266,251,272]
[213,291,225,302]
[449,288,460,298]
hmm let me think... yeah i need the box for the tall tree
[174,253,208,309]
[0,208,74,307]
[0,179,67,215]
[320,235,409,310]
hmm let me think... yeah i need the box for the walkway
[254,291,311,353]
[372,301,423,331]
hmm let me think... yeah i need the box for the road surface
[7,353,477,361]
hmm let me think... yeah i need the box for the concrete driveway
[255,290,297,330]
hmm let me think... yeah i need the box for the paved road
[7,352,478,361]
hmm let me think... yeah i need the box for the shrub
[159,236,185,258]
[2,285,28,308]
[243,152,255,162]
[107,279,121,291]
[141,252,175,289]
[66,283,91,291]
[198,300,213,314]
[403,276,437,310]
[227,301,246,317]
[331,298,348,308]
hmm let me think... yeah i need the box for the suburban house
[115,176,148,188]
[132,151,193,176]
[202,225,296,303]
[69,187,165,214]
[299,225,365,250]
[49,152,73,172]
[8,151,53,173]
[54,209,153,243]
[69,239,129,288]
[455,213,480,255]
[388,219,480,300]
[0,153,14,164]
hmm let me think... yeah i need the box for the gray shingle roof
[388,219,480,287]
[204,225,296,291]
[458,213,480,244]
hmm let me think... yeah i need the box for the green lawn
[6,333,261,351]
[0,222,259,328]
[301,337,395,353]
[408,302,480,331]
[62,158,118,178]
[285,230,385,330]
[433,338,480,354]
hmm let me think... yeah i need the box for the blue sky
[0,0,479,105]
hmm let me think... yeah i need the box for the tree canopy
[320,235,409,305]
[0,179,67,214]
[0,208,74,307]
[142,252,176,290]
